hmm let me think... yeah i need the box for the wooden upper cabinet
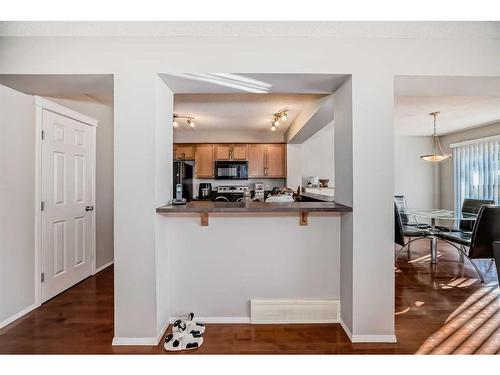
[194,144,214,178]
[174,144,195,160]
[248,143,286,178]
[248,144,267,178]
[215,144,231,160]
[232,144,248,160]
[266,144,286,178]
[214,144,248,161]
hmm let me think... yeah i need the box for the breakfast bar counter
[156,201,352,226]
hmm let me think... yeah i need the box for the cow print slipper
[164,323,203,352]
[172,312,206,335]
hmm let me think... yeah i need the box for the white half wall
[0,84,36,326]
[162,213,341,318]
[395,136,439,209]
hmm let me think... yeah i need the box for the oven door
[214,161,248,180]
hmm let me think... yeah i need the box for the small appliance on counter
[253,183,265,202]
[198,183,212,200]
[172,183,187,205]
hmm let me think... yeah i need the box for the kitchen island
[156,200,351,226]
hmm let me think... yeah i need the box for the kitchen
[169,92,338,208]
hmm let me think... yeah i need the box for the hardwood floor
[0,241,499,354]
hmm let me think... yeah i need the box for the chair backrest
[394,195,410,225]
[469,205,500,259]
[460,198,496,232]
[394,203,406,247]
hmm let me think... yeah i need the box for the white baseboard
[351,334,397,343]
[250,299,340,324]
[94,260,113,275]
[170,316,250,324]
[339,317,397,343]
[0,303,39,330]
[112,318,170,346]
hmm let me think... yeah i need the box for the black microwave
[214,161,248,180]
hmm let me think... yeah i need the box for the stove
[213,185,249,202]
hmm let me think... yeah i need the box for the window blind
[452,135,500,211]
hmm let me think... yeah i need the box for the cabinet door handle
[85,205,94,212]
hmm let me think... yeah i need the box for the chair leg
[493,242,500,282]
[395,237,427,265]
[441,239,485,283]
[459,246,465,264]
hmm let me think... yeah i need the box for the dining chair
[438,205,500,283]
[436,198,495,232]
[394,203,430,265]
[394,195,431,229]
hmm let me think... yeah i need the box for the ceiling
[0,74,113,99]
[394,76,500,136]
[2,22,499,39]
[161,73,348,94]
[174,93,325,135]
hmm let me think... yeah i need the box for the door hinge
[41,130,45,140]
[41,201,45,211]
[41,273,45,283]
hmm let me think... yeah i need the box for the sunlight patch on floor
[416,286,500,354]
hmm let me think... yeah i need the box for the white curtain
[453,136,500,211]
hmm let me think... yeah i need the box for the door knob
[85,205,94,212]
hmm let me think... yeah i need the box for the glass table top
[400,208,477,221]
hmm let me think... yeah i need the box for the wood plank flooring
[0,241,499,354]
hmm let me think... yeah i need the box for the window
[452,135,500,211]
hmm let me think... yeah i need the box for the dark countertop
[156,201,352,213]
[300,192,335,202]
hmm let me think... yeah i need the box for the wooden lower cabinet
[194,144,214,178]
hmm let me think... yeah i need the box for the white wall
[47,96,114,268]
[1,22,500,343]
[164,214,341,318]
[174,129,284,143]
[395,136,438,209]
[439,121,500,210]
[0,84,36,326]
[286,121,335,190]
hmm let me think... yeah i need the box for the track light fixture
[269,108,288,131]
[173,114,196,129]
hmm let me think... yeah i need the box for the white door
[41,109,95,302]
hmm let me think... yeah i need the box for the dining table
[400,209,478,264]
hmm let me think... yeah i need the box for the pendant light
[420,111,451,162]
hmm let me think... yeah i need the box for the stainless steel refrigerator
[173,161,193,201]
